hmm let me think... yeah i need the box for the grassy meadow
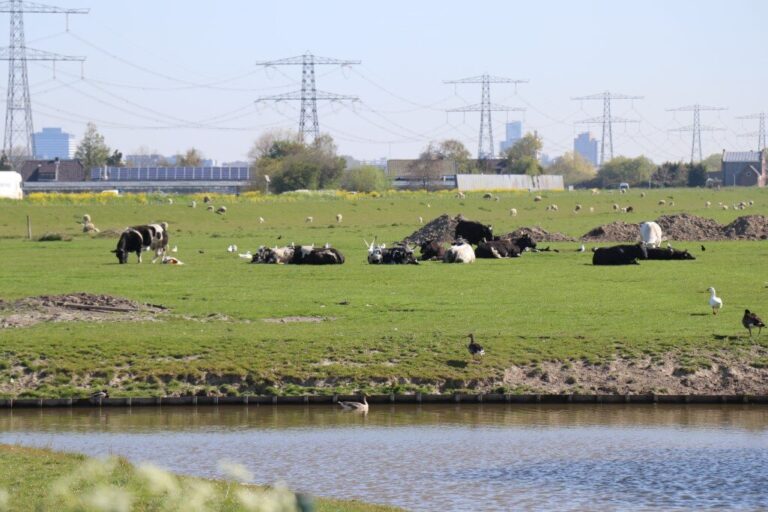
[0,444,402,512]
[0,187,767,397]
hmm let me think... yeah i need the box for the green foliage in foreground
[0,444,402,512]
[0,187,766,397]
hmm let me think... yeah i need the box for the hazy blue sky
[7,0,767,163]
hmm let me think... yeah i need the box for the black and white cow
[475,233,537,258]
[443,239,476,263]
[367,241,419,265]
[454,220,493,245]
[112,223,169,264]
[251,245,295,264]
[291,245,345,265]
[644,247,696,260]
[592,243,648,265]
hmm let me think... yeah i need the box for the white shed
[0,171,23,199]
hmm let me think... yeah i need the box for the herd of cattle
[112,219,694,266]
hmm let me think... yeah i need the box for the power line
[255,52,360,143]
[0,0,87,161]
[736,112,766,151]
[666,104,727,162]
[572,91,643,165]
[444,74,527,159]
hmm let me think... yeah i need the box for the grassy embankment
[0,188,766,397]
[0,444,401,511]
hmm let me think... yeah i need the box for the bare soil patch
[0,293,168,329]
[262,316,336,324]
[507,226,576,242]
[402,214,574,244]
[581,214,768,242]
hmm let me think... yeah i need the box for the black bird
[743,309,765,338]
[277,235,282,240]
[701,245,706,252]
[467,334,485,360]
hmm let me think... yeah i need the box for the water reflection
[1,404,766,511]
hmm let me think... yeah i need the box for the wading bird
[337,396,368,413]
[707,287,723,315]
[743,309,765,338]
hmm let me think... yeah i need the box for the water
[1,404,767,511]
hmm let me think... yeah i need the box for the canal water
[1,404,766,511]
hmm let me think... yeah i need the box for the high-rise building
[499,121,523,154]
[574,132,598,167]
[32,127,75,160]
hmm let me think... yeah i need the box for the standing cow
[112,223,169,264]
[454,220,493,245]
[640,221,663,248]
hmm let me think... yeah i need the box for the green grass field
[0,187,766,397]
[0,444,402,512]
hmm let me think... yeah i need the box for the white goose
[337,396,369,413]
[707,287,723,315]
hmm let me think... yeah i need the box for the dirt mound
[507,226,576,242]
[402,214,459,245]
[656,214,723,241]
[581,221,640,242]
[1,293,167,329]
[722,215,768,240]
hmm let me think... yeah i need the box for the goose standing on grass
[337,396,368,413]
[467,333,485,360]
[743,310,765,338]
[707,287,723,315]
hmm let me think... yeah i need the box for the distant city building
[539,153,552,167]
[574,132,598,167]
[499,121,522,154]
[222,160,250,168]
[343,156,387,170]
[32,127,75,160]
[721,150,767,187]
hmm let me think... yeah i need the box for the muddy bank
[3,348,767,398]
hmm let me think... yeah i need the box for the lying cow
[443,239,476,263]
[454,219,493,245]
[419,240,446,261]
[592,243,648,266]
[251,245,294,264]
[112,223,169,264]
[367,241,419,265]
[640,221,663,248]
[476,233,537,258]
[645,247,695,260]
[292,245,345,264]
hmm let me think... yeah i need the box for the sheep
[203,195,212,203]
[305,216,313,223]
[658,200,666,205]
[533,195,543,202]
[748,200,754,206]
[722,204,729,210]
[546,204,559,212]
[167,198,174,205]
[509,208,518,216]
[621,207,628,213]
[259,217,265,224]
[207,205,215,211]
[589,206,595,213]
[81,214,99,233]
[456,191,466,199]
[336,213,343,223]
[483,193,494,200]
[612,203,620,211]
[625,206,634,213]
[590,188,600,195]
[190,200,197,208]
[705,201,711,208]
[640,192,646,198]
[574,204,582,212]
[216,206,227,214]
[669,201,674,207]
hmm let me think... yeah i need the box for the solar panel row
[90,167,250,181]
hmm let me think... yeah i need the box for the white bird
[171,245,178,253]
[238,251,252,260]
[418,216,423,224]
[259,217,265,224]
[707,287,723,315]
[227,244,237,253]
[337,396,368,413]
[577,244,585,252]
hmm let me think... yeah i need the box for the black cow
[292,246,345,265]
[645,247,696,260]
[592,243,648,265]
[454,220,493,245]
[369,244,419,265]
[112,223,169,264]
[476,233,537,258]
[419,240,446,261]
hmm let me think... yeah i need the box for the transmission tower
[667,104,727,162]
[572,91,642,166]
[254,52,360,143]
[444,74,527,159]
[736,112,766,151]
[0,0,87,163]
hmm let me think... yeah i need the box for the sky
[4,0,767,164]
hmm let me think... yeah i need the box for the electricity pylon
[667,104,727,162]
[0,0,87,163]
[736,112,766,151]
[572,91,642,165]
[255,52,360,143]
[444,74,527,159]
